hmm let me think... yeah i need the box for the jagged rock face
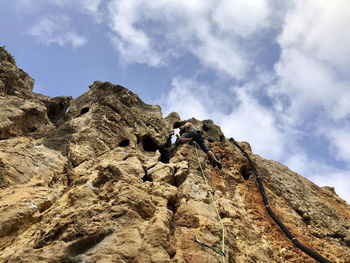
[1,49,350,263]
[0,47,71,141]
[43,80,177,168]
[0,47,33,97]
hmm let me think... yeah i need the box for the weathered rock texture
[1,47,349,263]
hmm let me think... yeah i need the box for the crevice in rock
[169,251,176,259]
[160,136,173,164]
[67,231,112,257]
[167,197,178,214]
[142,171,153,182]
[328,232,345,239]
[172,167,179,187]
[167,195,180,244]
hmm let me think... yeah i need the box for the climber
[176,122,222,169]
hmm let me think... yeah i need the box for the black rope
[194,236,226,257]
[229,138,332,263]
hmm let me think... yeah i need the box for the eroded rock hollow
[1,47,349,263]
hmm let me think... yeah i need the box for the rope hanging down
[229,138,332,263]
[194,145,226,262]
[194,235,226,257]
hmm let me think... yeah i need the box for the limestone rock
[1,47,350,263]
[0,47,33,97]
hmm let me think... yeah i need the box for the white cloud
[17,0,275,76]
[107,0,163,66]
[53,0,103,14]
[212,0,271,38]
[220,87,286,159]
[14,0,103,15]
[269,0,350,183]
[13,0,46,13]
[274,0,350,122]
[274,48,350,123]
[28,15,87,47]
[279,0,350,73]
[105,0,273,76]
[326,126,350,164]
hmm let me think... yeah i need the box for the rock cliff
[1,47,349,263]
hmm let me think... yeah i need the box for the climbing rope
[194,144,226,263]
[194,235,226,257]
[229,138,332,263]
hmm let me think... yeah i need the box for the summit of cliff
[1,47,349,263]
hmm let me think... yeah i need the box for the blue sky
[1,0,349,203]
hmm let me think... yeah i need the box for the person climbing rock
[176,122,222,169]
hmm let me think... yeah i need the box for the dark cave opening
[118,139,130,147]
[202,124,209,132]
[80,107,90,115]
[142,135,159,152]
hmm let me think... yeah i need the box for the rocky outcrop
[1,47,349,263]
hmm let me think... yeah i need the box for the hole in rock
[80,107,90,115]
[39,200,53,213]
[142,135,158,152]
[118,139,130,147]
[46,101,68,125]
[302,215,311,225]
[202,124,209,132]
[240,164,252,180]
